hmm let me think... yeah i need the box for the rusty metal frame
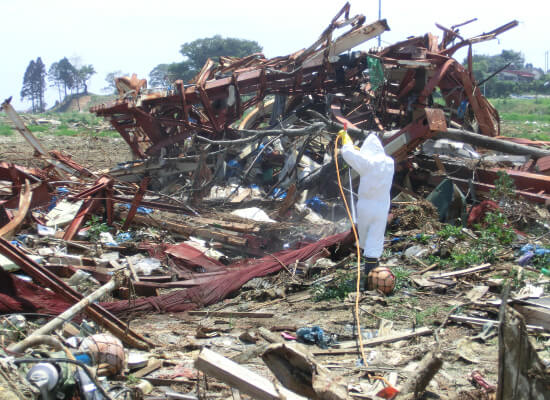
[0,237,151,349]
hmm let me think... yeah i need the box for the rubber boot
[362,257,378,291]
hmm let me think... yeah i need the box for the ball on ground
[367,266,396,294]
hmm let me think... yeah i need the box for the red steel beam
[0,237,151,349]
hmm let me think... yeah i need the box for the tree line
[148,35,262,88]
[21,57,95,112]
[469,50,550,98]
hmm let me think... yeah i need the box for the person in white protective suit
[338,129,394,284]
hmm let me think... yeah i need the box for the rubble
[1,3,550,400]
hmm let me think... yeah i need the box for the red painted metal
[121,176,151,231]
[63,176,114,241]
[0,237,151,349]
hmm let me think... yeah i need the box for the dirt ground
[2,132,132,171]
[3,131,549,400]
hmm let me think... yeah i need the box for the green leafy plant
[311,270,355,301]
[437,224,465,240]
[392,266,413,291]
[490,171,516,202]
[85,215,110,241]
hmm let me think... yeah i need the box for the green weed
[490,171,516,203]
[55,124,79,136]
[27,124,50,133]
[0,123,13,136]
[392,266,413,291]
[85,215,110,241]
[437,224,465,240]
[312,270,356,301]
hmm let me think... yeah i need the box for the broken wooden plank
[497,304,550,399]
[129,213,248,247]
[188,311,274,318]
[195,348,306,400]
[512,304,550,332]
[313,327,433,355]
[449,315,545,332]
[262,343,349,400]
[428,263,491,280]
[399,351,443,397]
[133,359,163,378]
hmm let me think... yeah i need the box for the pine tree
[48,62,64,103]
[33,57,47,112]
[21,60,36,112]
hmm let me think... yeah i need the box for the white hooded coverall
[341,134,394,258]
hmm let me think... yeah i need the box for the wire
[334,135,392,389]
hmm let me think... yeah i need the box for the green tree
[34,57,47,112]
[21,60,36,112]
[75,64,96,94]
[57,57,77,97]
[48,62,64,103]
[149,35,262,86]
[21,57,47,112]
[180,35,262,71]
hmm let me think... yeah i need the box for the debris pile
[1,3,550,399]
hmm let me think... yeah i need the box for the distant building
[500,69,536,82]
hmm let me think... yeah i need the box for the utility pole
[377,0,382,47]
[545,50,549,73]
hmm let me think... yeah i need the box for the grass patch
[54,124,79,136]
[0,123,13,136]
[94,130,120,138]
[27,124,50,133]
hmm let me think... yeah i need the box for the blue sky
[0,0,545,110]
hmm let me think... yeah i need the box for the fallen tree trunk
[437,128,550,159]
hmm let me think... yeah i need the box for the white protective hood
[342,134,394,200]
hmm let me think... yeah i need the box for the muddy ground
[3,131,550,399]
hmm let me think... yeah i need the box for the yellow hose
[334,135,391,389]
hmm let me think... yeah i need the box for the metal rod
[9,278,120,353]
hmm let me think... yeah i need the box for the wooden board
[188,311,273,318]
[195,348,306,400]
[313,327,433,355]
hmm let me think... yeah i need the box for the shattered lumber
[262,343,350,400]
[398,351,443,398]
[497,305,550,399]
[195,348,306,400]
[0,180,31,239]
[313,327,433,355]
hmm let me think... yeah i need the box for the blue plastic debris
[122,204,153,215]
[296,326,333,349]
[517,251,535,266]
[226,159,242,178]
[305,196,327,213]
[517,244,550,267]
[457,100,468,119]
[271,188,287,199]
[116,232,133,242]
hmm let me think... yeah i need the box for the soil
[2,132,131,171]
[2,129,549,400]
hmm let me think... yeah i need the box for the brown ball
[367,266,396,294]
